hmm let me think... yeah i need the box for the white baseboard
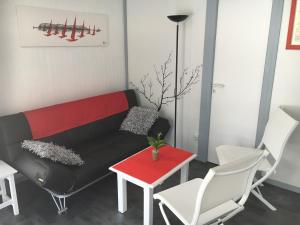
[266,179,300,194]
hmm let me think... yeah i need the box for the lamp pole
[167,15,188,147]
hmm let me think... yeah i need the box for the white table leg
[0,178,8,202]
[117,174,127,213]
[180,163,189,183]
[7,175,19,215]
[144,187,153,225]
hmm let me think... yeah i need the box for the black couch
[0,89,169,213]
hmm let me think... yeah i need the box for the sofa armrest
[148,117,170,138]
[14,151,76,195]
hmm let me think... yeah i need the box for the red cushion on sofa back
[24,91,129,139]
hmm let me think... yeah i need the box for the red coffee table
[109,145,196,225]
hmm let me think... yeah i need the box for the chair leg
[253,177,264,187]
[217,206,244,225]
[158,202,171,225]
[251,189,277,211]
[256,186,262,195]
[217,219,224,225]
[51,194,68,215]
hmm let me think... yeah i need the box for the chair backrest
[261,107,298,161]
[191,151,266,225]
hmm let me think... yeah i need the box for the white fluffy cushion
[120,106,159,135]
[22,140,84,166]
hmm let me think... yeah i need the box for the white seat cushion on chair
[216,145,272,172]
[154,178,241,225]
[154,178,203,224]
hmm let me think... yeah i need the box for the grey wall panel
[197,0,219,161]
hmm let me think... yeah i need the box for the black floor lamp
[167,15,188,147]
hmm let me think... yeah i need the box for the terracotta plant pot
[152,149,159,161]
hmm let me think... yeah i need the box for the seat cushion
[154,178,240,225]
[216,145,272,171]
[71,131,148,190]
[154,178,203,224]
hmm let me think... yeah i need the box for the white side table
[110,146,196,225]
[0,160,19,215]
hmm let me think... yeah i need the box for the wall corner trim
[255,0,284,146]
[197,0,219,162]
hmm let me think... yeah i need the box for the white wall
[0,0,125,116]
[269,0,300,189]
[127,0,206,153]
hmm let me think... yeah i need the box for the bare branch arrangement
[130,53,202,111]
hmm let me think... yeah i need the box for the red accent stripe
[286,0,300,49]
[24,91,128,139]
[112,145,193,184]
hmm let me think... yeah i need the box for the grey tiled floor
[0,160,299,225]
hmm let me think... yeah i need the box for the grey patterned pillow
[120,106,159,135]
[21,140,84,166]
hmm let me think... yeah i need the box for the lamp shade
[167,15,188,23]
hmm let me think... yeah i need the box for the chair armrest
[13,151,76,195]
[148,117,170,138]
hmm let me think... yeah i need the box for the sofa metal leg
[51,194,68,215]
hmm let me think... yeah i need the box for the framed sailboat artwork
[16,6,108,47]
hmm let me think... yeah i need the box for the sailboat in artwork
[59,19,68,38]
[68,17,78,42]
[79,21,85,38]
[44,20,52,36]
[91,25,96,35]
[87,25,91,34]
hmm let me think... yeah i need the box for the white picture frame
[16,6,109,47]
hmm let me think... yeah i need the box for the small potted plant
[147,133,166,161]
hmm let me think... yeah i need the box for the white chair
[154,151,267,225]
[216,107,299,211]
